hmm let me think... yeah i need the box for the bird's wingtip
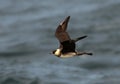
[67,16,70,18]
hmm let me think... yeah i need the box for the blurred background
[0,0,120,84]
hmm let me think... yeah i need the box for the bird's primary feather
[55,16,71,42]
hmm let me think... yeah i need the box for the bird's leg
[76,52,93,56]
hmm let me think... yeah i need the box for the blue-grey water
[0,0,120,84]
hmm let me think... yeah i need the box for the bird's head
[52,50,56,54]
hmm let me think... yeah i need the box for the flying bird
[52,16,92,58]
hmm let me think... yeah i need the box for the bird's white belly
[60,52,77,58]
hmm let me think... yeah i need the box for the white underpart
[60,52,77,58]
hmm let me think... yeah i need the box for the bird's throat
[55,49,61,56]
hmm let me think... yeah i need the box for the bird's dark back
[61,40,75,54]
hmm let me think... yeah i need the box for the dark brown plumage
[52,16,92,58]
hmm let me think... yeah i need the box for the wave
[0,77,40,84]
[79,56,120,70]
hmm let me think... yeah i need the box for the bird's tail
[73,35,87,42]
[76,52,93,56]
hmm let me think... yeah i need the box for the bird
[52,16,93,58]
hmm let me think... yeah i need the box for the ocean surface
[0,0,120,84]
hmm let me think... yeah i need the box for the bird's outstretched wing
[55,16,71,43]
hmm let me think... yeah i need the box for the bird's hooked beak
[49,52,52,54]
[49,50,56,55]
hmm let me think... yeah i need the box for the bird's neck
[55,49,61,56]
